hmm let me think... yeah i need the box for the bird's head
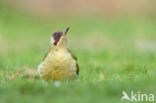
[50,27,70,48]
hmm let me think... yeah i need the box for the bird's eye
[52,32,62,45]
[53,32,62,40]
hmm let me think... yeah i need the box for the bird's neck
[50,44,67,53]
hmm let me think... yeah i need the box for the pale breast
[38,50,77,81]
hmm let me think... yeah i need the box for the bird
[38,27,79,84]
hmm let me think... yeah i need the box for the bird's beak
[63,27,70,36]
[58,27,69,47]
[65,27,70,34]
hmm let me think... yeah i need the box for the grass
[0,9,156,103]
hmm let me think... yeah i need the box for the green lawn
[0,10,156,103]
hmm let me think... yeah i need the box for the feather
[67,49,79,75]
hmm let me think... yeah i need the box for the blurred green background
[0,0,156,103]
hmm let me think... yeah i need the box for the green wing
[42,49,50,61]
[68,49,79,75]
[42,52,48,61]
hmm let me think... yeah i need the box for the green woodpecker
[38,27,79,84]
